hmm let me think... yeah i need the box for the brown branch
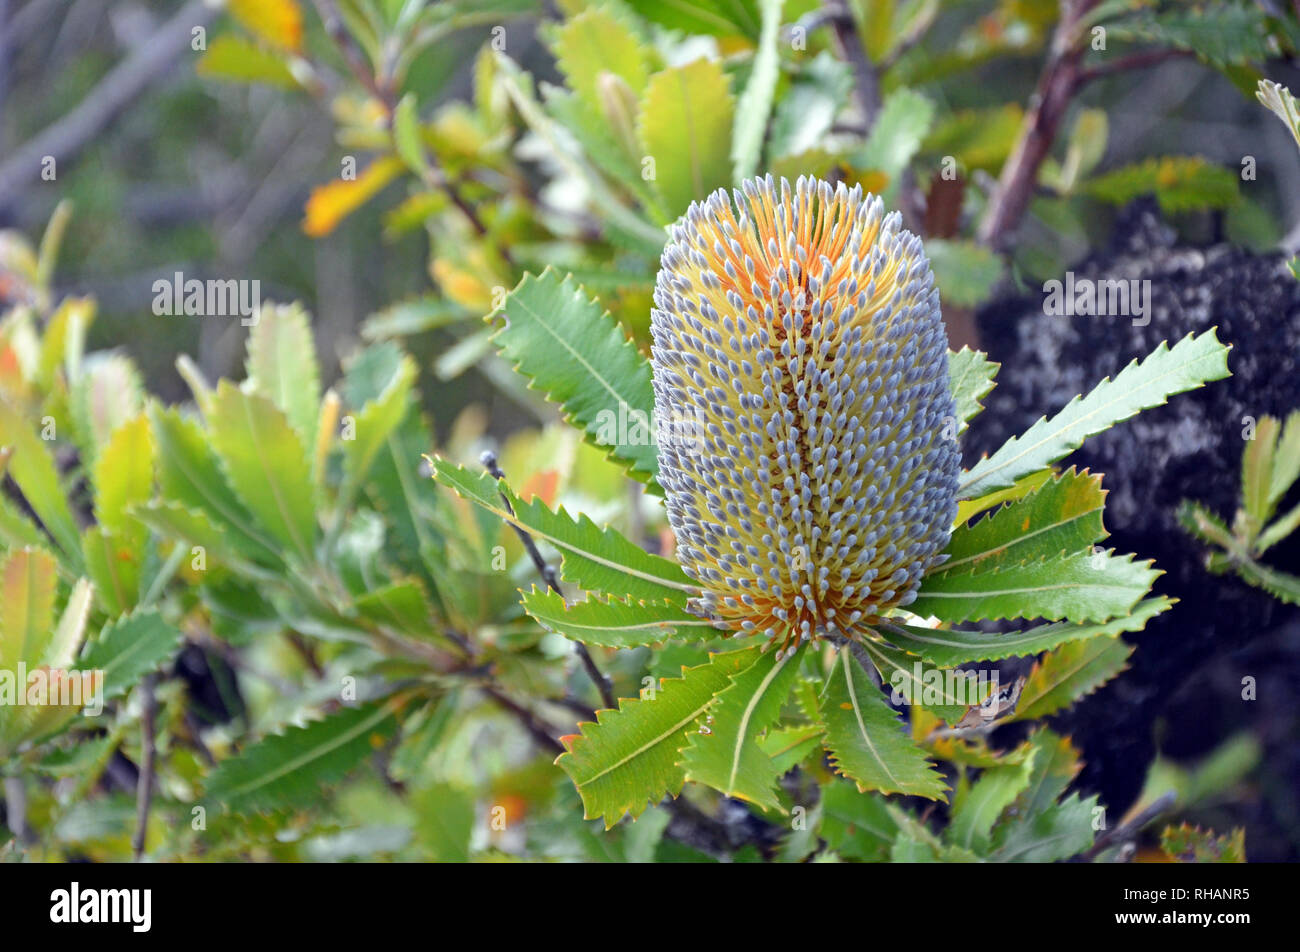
[976,0,1099,249]
[310,0,393,112]
[481,451,617,710]
[1075,46,1196,84]
[0,0,215,209]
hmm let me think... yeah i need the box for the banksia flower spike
[651,175,960,652]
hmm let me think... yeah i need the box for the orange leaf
[302,156,404,237]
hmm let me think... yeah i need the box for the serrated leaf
[818,647,946,800]
[550,6,650,116]
[1258,79,1300,151]
[933,468,1106,580]
[207,381,317,563]
[1011,634,1135,722]
[948,347,998,433]
[150,405,282,566]
[910,549,1159,625]
[81,527,140,616]
[1160,823,1246,863]
[0,547,57,667]
[731,0,783,181]
[1267,410,1300,514]
[960,330,1231,498]
[245,302,321,446]
[991,792,1098,862]
[77,610,183,701]
[430,459,693,603]
[204,701,399,815]
[339,351,417,514]
[69,354,143,465]
[0,397,82,566]
[492,269,658,485]
[522,587,718,648]
[637,58,735,218]
[557,645,762,827]
[881,595,1171,667]
[856,636,978,724]
[92,415,153,539]
[949,754,1037,852]
[680,643,803,811]
[1011,728,1083,819]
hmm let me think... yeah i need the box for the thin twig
[481,451,617,709]
[482,685,565,754]
[310,0,394,111]
[132,675,158,862]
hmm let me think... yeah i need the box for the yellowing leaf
[302,156,404,237]
[229,0,303,53]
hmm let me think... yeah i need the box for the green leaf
[150,405,282,566]
[82,527,140,616]
[758,724,823,774]
[960,330,1231,498]
[679,643,804,811]
[207,381,318,564]
[245,302,321,446]
[991,793,1098,862]
[933,468,1106,580]
[0,547,57,667]
[522,587,718,648]
[0,397,83,566]
[1011,634,1135,722]
[1084,157,1239,214]
[78,610,183,701]
[767,51,851,160]
[1239,413,1277,534]
[204,701,399,815]
[854,87,935,192]
[624,0,760,38]
[1102,5,1269,68]
[731,0,784,181]
[948,347,998,433]
[550,6,651,116]
[92,415,153,540]
[818,647,947,800]
[392,93,430,177]
[196,34,301,89]
[1267,411,1300,515]
[818,779,899,861]
[354,580,437,639]
[130,501,267,577]
[856,637,979,724]
[557,645,762,827]
[430,460,693,603]
[926,239,1002,308]
[413,782,475,862]
[637,58,735,218]
[911,549,1159,625]
[1160,823,1246,863]
[47,578,94,668]
[69,354,144,465]
[491,269,659,485]
[1009,728,1083,819]
[339,350,417,514]
[949,755,1036,853]
[880,596,1172,666]
[1258,80,1300,152]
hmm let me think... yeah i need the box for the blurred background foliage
[1,0,1298,861]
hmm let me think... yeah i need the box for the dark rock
[966,199,1300,859]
